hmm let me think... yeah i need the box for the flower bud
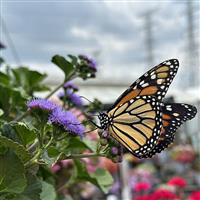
[111,147,119,155]
[100,138,108,146]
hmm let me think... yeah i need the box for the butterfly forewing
[140,103,197,158]
[107,95,162,158]
[108,59,179,112]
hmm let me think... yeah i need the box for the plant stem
[25,149,42,167]
[45,72,76,99]
[45,81,65,99]
[64,153,105,160]
[44,136,53,149]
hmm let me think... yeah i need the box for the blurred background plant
[0,54,117,200]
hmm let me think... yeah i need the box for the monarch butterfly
[95,59,197,158]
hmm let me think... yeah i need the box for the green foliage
[52,55,74,81]
[12,67,49,96]
[11,122,37,146]
[72,160,113,193]
[14,174,42,200]
[40,181,56,200]
[0,54,114,199]
[0,135,31,163]
[0,150,27,193]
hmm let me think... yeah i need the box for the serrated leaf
[0,150,27,193]
[40,181,56,200]
[14,173,42,200]
[12,122,37,146]
[51,55,74,80]
[0,135,31,163]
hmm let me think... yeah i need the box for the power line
[0,14,21,65]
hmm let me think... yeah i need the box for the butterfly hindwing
[161,103,197,135]
[107,95,162,158]
[108,59,179,112]
[140,103,197,158]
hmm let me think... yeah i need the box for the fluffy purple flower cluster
[27,99,84,137]
[78,54,97,71]
[58,90,83,106]
[49,108,85,138]
[27,98,57,112]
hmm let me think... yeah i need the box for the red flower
[151,189,177,200]
[134,195,151,200]
[189,191,200,200]
[134,182,151,192]
[167,176,187,188]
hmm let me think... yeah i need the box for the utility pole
[144,11,154,67]
[186,0,199,87]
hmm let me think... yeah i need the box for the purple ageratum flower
[78,54,97,71]
[48,107,85,137]
[27,99,57,112]
[63,81,78,91]
[58,90,83,106]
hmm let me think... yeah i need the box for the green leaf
[0,150,27,193]
[47,146,60,157]
[40,181,56,200]
[90,168,113,193]
[11,122,37,146]
[42,150,62,166]
[0,72,10,85]
[0,85,27,117]
[12,67,49,95]
[0,135,31,163]
[52,55,74,80]
[73,160,113,193]
[14,174,42,200]
[82,139,97,152]
[64,137,96,153]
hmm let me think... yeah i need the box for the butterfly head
[98,112,110,130]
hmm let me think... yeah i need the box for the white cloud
[1,1,199,89]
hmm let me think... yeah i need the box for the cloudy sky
[1,0,199,88]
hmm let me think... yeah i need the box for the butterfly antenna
[80,96,93,104]
[83,128,98,134]
[88,119,102,129]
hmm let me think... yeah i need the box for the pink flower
[134,182,151,192]
[189,191,200,200]
[151,189,177,200]
[51,163,61,173]
[167,176,187,188]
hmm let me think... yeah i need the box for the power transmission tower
[144,11,154,67]
[186,0,199,87]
